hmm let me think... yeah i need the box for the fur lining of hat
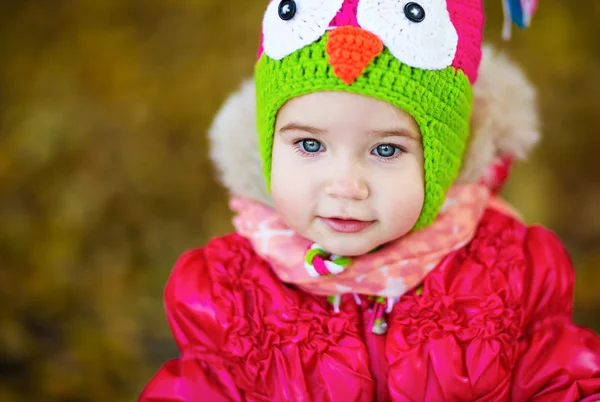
[208,45,540,206]
[456,46,540,184]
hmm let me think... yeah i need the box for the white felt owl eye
[356,0,458,70]
[262,0,344,60]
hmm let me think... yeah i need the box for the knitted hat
[254,0,538,229]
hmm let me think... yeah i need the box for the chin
[320,237,380,257]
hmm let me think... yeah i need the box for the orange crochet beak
[326,26,384,85]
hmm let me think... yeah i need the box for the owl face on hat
[258,0,484,84]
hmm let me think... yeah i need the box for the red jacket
[141,208,600,401]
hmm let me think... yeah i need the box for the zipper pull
[370,297,388,335]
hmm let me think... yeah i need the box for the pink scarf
[231,184,497,300]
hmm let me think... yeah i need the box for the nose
[326,26,383,85]
[325,176,369,200]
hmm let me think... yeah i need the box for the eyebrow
[368,128,421,141]
[278,122,421,141]
[278,123,327,136]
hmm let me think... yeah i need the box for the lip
[319,217,375,233]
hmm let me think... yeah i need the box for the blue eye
[374,144,399,158]
[301,139,323,153]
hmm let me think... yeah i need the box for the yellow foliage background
[1,1,599,400]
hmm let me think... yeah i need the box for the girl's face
[271,92,425,257]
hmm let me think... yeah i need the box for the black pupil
[404,3,425,22]
[377,144,395,157]
[278,0,296,21]
[302,140,320,152]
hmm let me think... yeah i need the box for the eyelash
[292,139,322,158]
[292,139,406,162]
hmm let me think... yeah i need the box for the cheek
[271,173,301,214]
[376,162,425,228]
[387,182,423,214]
[270,143,315,224]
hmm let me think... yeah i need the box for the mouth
[319,217,375,234]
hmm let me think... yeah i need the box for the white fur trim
[357,0,458,70]
[262,0,344,60]
[457,46,540,183]
[208,46,540,204]
[207,79,273,207]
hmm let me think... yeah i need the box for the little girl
[141,0,600,400]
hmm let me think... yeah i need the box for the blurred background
[0,0,598,400]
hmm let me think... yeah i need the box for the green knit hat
[254,0,485,229]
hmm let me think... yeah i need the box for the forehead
[276,91,420,135]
